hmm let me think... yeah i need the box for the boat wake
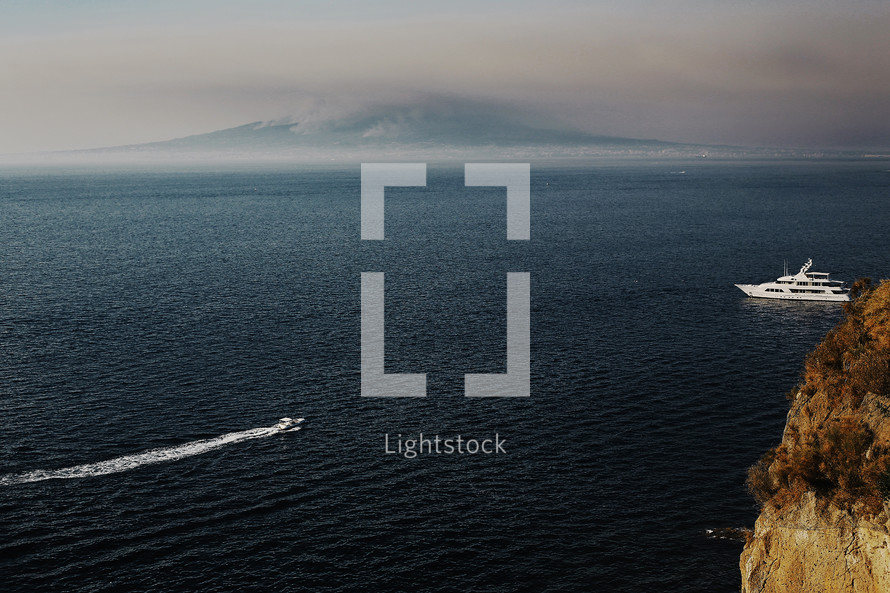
[1,425,287,485]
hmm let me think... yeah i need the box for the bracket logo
[360,163,530,397]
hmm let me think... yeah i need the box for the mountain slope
[99,105,683,159]
[41,100,736,162]
[8,99,851,163]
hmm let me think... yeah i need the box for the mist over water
[2,161,888,592]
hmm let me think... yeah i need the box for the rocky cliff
[741,279,890,593]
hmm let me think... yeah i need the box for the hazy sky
[2,0,889,153]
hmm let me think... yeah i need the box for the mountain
[6,99,864,164]
[76,103,699,162]
[28,99,737,163]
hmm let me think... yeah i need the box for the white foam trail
[1,425,282,485]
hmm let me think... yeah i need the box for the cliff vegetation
[747,279,890,516]
[741,279,890,593]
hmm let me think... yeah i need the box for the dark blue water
[2,161,888,591]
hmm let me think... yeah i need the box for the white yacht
[735,259,850,302]
[276,417,304,431]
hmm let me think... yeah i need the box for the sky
[1,0,889,153]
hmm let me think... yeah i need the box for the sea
[2,160,889,592]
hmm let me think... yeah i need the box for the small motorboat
[276,417,304,431]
